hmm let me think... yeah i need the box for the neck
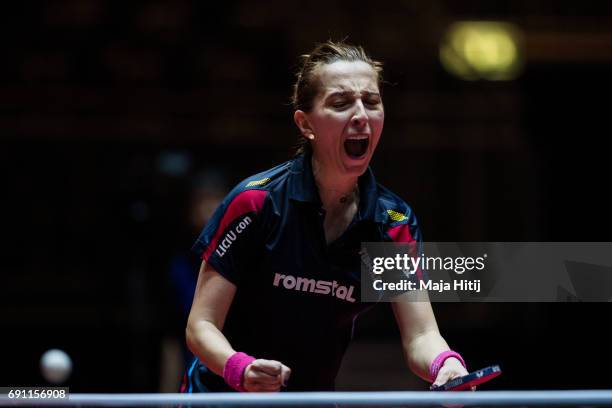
[311,156,359,211]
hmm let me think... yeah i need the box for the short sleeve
[384,207,422,244]
[191,189,268,285]
[383,205,425,283]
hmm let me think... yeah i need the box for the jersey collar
[287,153,319,203]
[288,153,384,224]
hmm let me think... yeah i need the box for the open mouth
[344,137,369,159]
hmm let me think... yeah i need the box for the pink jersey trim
[387,224,423,280]
[203,189,267,261]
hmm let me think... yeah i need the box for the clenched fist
[243,359,292,392]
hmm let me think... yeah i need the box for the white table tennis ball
[40,349,72,384]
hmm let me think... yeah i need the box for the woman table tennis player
[182,41,469,393]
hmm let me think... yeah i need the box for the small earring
[307,133,315,140]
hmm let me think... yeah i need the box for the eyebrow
[326,91,381,99]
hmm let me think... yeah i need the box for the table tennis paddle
[430,365,502,391]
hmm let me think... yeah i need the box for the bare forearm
[403,330,450,381]
[186,318,235,377]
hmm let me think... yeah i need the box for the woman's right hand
[243,359,292,392]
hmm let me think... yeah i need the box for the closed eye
[364,96,382,106]
[330,99,350,109]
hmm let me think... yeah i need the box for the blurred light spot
[440,21,524,81]
[157,151,192,177]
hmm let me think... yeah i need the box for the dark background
[2,0,612,392]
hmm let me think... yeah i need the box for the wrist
[223,352,256,392]
[429,350,466,382]
[443,357,465,368]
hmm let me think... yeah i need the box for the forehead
[315,60,379,95]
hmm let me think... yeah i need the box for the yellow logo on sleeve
[387,209,408,222]
[246,177,271,188]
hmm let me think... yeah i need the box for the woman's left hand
[432,357,475,391]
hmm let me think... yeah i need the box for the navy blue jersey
[187,153,421,391]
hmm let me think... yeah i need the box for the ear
[294,110,315,140]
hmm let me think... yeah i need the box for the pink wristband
[429,350,466,382]
[223,352,256,392]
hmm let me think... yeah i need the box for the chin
[342,157,370,176]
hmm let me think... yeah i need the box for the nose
[351,100,368,128]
